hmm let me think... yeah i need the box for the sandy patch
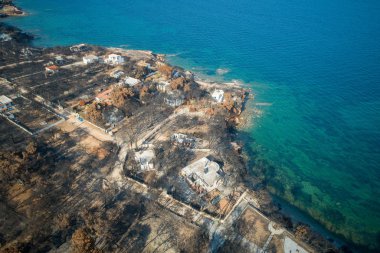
[79,135,108,159]
[57,118,77,132]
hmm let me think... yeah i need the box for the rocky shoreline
[0,12,357,253]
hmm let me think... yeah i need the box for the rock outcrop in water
[0,0,24,18]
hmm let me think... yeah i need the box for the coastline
[158,29,372,253]
[0,3,370,252]
[172,56,376,251]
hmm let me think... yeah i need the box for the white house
[105,54,125,65]
[83,55,99,64]
[0,95,13,112]
[182,157,224,192]
[124,76,141,87]
[135,149,155,171]
[211,89,224,103]
[157,81,170,93]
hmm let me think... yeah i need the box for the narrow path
[11,71,44,81]
[261,222,285,252]
[0,59,44,70]
[30,72,82,89]
[35,118,65,134]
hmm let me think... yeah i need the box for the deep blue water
[6,0,380,249]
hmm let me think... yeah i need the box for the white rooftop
[212,89,224,103]
[182,157,223,191]
[124,76,141,86]
[0,95,12,104]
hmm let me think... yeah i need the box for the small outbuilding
[211,89,224,103]
[171,133,195,147]
[83,55,99,65]
[45,65,59,74]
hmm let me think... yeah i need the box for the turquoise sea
[6,0,380,250]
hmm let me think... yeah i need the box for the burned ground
[0,117,29,149]
[0,126,118,252]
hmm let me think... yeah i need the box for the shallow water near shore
[6,0,380,250]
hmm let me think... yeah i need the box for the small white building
[182,157,224,192]
[0,95,13,112]
[83,55,99,64]
[124,76,141,87]
[171,133,195,146]
[157,81,170,93]
[135,149,155,171]
[211,89,224,103]
[105,54,125,65]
